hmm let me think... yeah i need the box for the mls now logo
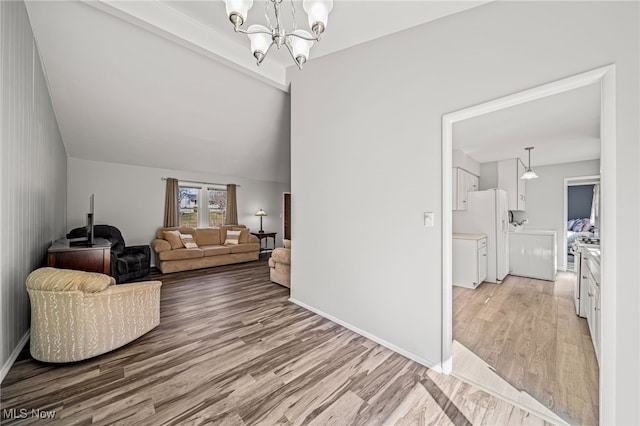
[3,408,56,420]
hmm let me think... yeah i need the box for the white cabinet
[508,230,557,281]
[453,234,487,289]
[584,249,601,365]
[498,158,526,211]
[452,168,479,210]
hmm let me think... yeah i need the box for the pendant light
[520,147,539,179]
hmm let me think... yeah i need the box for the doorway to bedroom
[564,175,600,271]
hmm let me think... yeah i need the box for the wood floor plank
[2,261,549,425]
[453,272,598,425]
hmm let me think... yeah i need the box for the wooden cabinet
[452,167,479,210]
[498,158,526,211]
[47,238,111,275]
[452,234,487,289]
[508,231,557,281]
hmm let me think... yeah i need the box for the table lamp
[255,209,267,233]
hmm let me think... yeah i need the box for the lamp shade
[303,0,333,34]
[255,209,267,216]
[520,147,538,179]
[223,0,254,25]
[520,170,539,180]
[289,30,314,67]
[247,25,272,64]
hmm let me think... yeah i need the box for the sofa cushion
[284,239,291,249]
[26,267,115,293]
[195,228,222,246]
[270,247,291,265]
[163,230,184,250]
[156,227,195,239]
[201,245,232,257]
[220,225,247,243]
[229,243,260,254]
[158,247,203,261]
[117,252,147,274]
[237,228,250,243]
[180,233,198,249]
[224,230,242,245]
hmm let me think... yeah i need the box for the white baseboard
[1,330,29,384]
[288,298,442,373]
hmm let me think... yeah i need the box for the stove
[574,238,600,317]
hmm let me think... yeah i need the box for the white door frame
[563,175,600,271]
[441,65,615,424]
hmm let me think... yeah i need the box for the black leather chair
[67,225,151,283]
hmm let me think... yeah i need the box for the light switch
[424,212,434,227]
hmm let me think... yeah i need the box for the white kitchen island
[508,229,557,281]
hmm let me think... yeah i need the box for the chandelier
[222,0,333,69]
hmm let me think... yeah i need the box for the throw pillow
[224,230,242,245]
[571,219,585,232]
[180,233,198,249]
[284,239,291,249]
[163,230,184,249]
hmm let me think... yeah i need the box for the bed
[567,218,594,255]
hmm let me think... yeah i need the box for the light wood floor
[453,272,599,425]
[1,261,551,425]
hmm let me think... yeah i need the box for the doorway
[564,175,600,271]
[441,65,616,425]
[283,192,291,240]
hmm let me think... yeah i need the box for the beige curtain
[226,184,238,225]
[163,178,179,227]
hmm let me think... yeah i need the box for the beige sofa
[269,239,291,288]
[26,267,162,363]
[151,225,260,274]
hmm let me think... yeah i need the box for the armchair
[268,239,291,288]
[26,267,161,363]
[68,225,151,283]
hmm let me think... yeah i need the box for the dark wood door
[284,193,291,240]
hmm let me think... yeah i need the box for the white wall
[67,158,290,262]
[289,2,639,424]
[479,162,498,190]
[511,160,600,268]
[0,1,67,381]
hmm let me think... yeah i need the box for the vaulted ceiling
[25,1,487,184]
[25,1,600,184]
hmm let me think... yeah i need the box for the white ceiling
[24,0,600,185]
[453,82,601,167]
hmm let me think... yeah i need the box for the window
[178,184,227,228]
[207,188,227,226]
[178,186,199,227]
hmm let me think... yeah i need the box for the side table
[250,232,277,254]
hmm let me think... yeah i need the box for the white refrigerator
[453,189,509,283]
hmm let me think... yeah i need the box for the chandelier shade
[303,0,333,35]
[223,0,253,27]
[247,24,273,64]
[222,0,333,69]
[289,30,314,67]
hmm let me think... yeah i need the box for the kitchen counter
[453,233,487,240]
[509,228,556,236]
[452,234,487,289]
[508,230,557,281]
